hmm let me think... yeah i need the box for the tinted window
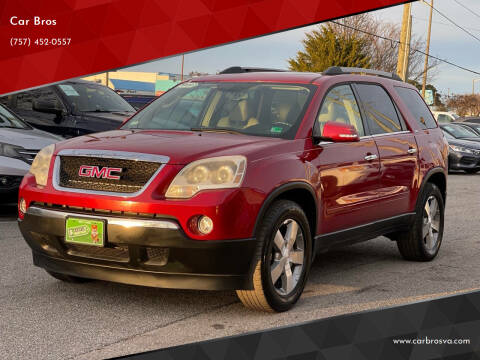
[355,84,403,135]
[437,114,452,123]
[442,130,454,140]
[123,82,315,139]
[316,85,365,136]
[58,83,134,113]
[7,88,65,126]
[442,124,478,138]
[395,87,437,129]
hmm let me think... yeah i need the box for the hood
[446,137,480,149]
[54,129,291,164]
[0,127,62,149]
[457,137,480,143]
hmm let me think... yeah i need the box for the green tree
[288,24,371,72]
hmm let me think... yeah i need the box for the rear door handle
[364,154,378,161]
[407,148,417,154]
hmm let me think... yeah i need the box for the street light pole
[422,0,434,98]
[472,78,480,95]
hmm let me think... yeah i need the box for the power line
[330,20,480,76]
[421,1,480,44]
[412,15,480,33]
[453,0,480,20]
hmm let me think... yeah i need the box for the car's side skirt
[314,213,416,253]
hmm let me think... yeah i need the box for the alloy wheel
[423,195,441,251]
[269,219,305,296]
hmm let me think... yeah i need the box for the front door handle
[364,154,378,161]
[407,148,418,154]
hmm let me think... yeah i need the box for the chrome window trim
[52,149,170,198]
[360,130,411,139]
[27,206,179,230]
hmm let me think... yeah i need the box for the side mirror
[314,121,360,143]
[32,99,63,115]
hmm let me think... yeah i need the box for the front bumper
[448,152,480,170]
[19,206,258,290]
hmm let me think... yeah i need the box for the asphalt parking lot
[1,173,480,360]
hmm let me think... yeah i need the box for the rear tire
[46,270,92,283]
[396,183,444,261]
[236,200,312,312]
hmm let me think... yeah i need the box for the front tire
[396,183,444,261]
[465,169,479,174]
[237,200,312,312]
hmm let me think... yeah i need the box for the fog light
[198,216,213,235]
[19,198,27,214]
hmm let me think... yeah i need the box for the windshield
[122,82,315,139]
[58,83,135,113]
[0,105,30,129]
[452,113,459,119]
[442,124,478,138]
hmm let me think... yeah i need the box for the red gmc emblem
[78,165,122,180]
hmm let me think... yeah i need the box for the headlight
[0,142,21,158]
[29,144,55,186]
[166,156,246,198]
[449,144,474,154]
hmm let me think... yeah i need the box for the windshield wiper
[190,127,243,135]
[0,125,24,129]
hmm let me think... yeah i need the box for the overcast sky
[125,0,480,96]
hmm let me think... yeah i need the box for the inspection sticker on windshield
[270,126,283,133]
[65,217,104,246]
[58,84,80,96]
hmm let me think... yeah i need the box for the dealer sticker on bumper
[65,217,105,246]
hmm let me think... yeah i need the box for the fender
[252,181,318,237]
[416,166,447,208]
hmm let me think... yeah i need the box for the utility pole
[397,3,412,81]
[422,0,434,98]
[181,54,185,81]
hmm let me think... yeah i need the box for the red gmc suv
[18,67,448,312]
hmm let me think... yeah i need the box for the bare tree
[327,13,440,82]
[447,94,480,116]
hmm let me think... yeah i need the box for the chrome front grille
[52,150,169,196]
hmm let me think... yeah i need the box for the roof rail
[219,66,287,74]
[323,66,402,81]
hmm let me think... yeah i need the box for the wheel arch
[418,167,447,206]
[253,182,318,240]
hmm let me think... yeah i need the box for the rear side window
[395,87,437,129]
[354,84,404,135]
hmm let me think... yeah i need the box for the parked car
[440,123,480,143]
[0,80,136,138]
[432,111,459,123]
[456,116,480,124]
[456,122,480,136]
[119,94,157,110]
[0,104,61,202]
[17,67,448,312]
[441,129,480,173]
